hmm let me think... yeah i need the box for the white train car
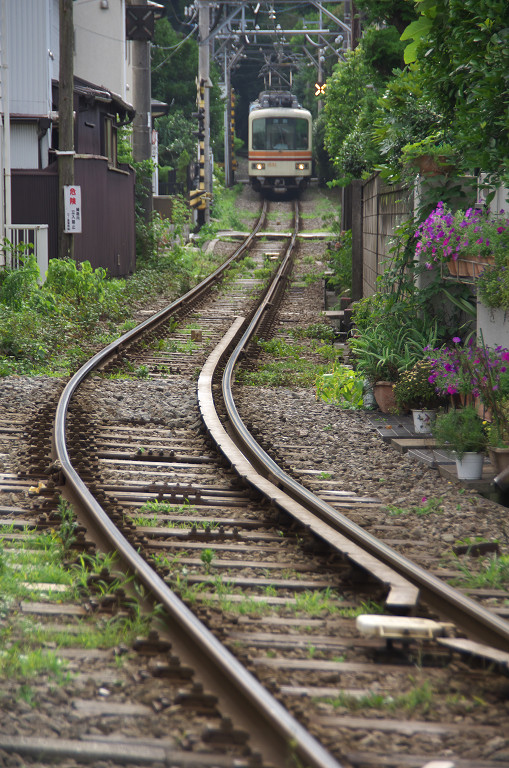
[248,91,312,194]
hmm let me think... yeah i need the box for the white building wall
[74,0,132,103]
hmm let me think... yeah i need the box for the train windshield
[251,117,309,151]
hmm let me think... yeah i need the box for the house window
[104,116,117,167]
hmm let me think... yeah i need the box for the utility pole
[58,0,74,261]
[0,0,11,256]
[130,0,154,223]
[198,0,211,224]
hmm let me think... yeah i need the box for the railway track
[1,188,509,768]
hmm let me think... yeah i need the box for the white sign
[64,185,82,233]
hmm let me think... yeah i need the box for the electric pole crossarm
[309,1,351,34]
[201,6,242,45]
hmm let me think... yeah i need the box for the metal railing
[3,224,48,282]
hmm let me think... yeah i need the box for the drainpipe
[0,0,11,253]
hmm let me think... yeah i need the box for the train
[248,91,313,194]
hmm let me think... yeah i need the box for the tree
[356,0,416,34]
[322,47,383,182]
[152,18,198,114]
[401,0,509,183]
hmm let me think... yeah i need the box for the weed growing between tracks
[448,553,509,590]
[0,500,156,705]
[383,497,444,516]
[318,680,434,715]
[236,336,342,388]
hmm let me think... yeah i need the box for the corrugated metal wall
[74,157,136,276]
[8,0,52,116]
[12,157,136,277]
[11,123,39,168]
[11,166,59,261]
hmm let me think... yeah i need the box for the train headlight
[295,162,309,171]
[252,162,265,171]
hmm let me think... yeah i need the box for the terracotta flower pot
[488,446,509,474]
[373,381,397,414]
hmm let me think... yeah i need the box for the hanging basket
[446,254,494,280]
[415,154,455,176]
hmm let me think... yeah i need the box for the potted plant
[400,134,457,176]
[349,307,440,413]
[415,202,509,279]
[433,406,487,479]
[476,222,509,308]
[393,359,447,433]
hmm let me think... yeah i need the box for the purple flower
[452,337,461,343]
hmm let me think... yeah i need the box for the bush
[326,230,352,295]
[315,363,364,408]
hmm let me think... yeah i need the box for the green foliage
[326,230,352,294]
[210,183,246,230]
[290,323,335,343]
[315,364,364,409]
[355,0,417,33]
[313,111,336,183]
[385,496,443,516]
[451,553,509,589]
[155,110,197,169]
[350,295,440,383]
[237,337,338,388]
[56,497,78,553]
[46,258,106,310]
[200,548,215,573]
[372,67,448,182]
[433,406,488,459]
[321,681,434,714]
[323,48,383,183]
[152,18,199,112]
[0,248,40,309]
[361,25,406,76]
[477,224,509,309]
[401,0,509,183]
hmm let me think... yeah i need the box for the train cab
[248,91,312,193]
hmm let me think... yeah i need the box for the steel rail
[52,200,344,768]
[220,243,509,655]
[93,197,269,366]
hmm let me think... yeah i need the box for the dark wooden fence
[12,156,136,277]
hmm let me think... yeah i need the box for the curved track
[15,193,506,768]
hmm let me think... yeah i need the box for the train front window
[252,117,308,151]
